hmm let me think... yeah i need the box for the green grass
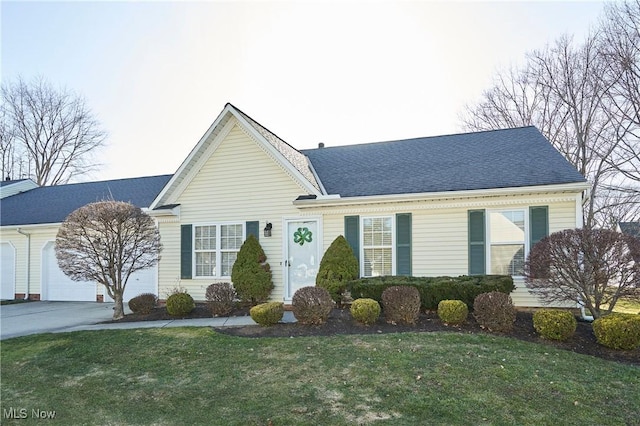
[0,299,32,305]
[611,298,640,314]
[1,328,638,425]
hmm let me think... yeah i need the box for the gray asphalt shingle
[619,222,640,239]
[0,175,172,226]
[302,126,586,197]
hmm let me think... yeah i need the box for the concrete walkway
[0,301,296,340]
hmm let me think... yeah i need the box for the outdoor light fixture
[264,222,273,237]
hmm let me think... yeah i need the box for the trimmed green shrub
[231,234,273,305]
[292,286,334,325]
[348,275,514,310]
[250,302,284,326]
[350,298,381,325]
[128,293,158,315]
[592,313,640,350]
[205,282,236,317]
[316,235,359,305]
[381,285,421,325]
[473,291,516,333]
[437,300,468,326]
[165,292,195,317]
[532,309,577,341]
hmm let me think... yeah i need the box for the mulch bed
[112,303,639,366]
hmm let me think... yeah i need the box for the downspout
[16,228,31,300]
[576,299,594,322]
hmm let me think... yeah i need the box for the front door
[285,219,320,300]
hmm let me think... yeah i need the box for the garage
[1,242,15,300]
[42,241,96,301]
[104,266,157,303]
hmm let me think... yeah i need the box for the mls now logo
[3,407,28,419]
[3,407,56,419]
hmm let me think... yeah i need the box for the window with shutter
[471,206,549,277]
[181,222,258,279]
[468,210,485,275]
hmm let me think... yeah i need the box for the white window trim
[193,222,245,279]
[485,208,529,277]
[360,215,396,277]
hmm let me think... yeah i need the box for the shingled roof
[0,175,172,226]
[302,126,586,197]
[619,222,640,239]
[234,105,321,192]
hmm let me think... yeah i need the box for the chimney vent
[318,142,325,148]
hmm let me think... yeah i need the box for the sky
[2,0,607,182]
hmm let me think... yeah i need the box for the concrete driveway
[0,301,123,340]
[1,301,287,340]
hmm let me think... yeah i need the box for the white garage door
[42,241,95,301]
[105,266,157,303]
[1,242,15,300]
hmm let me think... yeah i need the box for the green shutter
[530,206,549,247]
[180,224,192,279]
[246,221,260,241]
[468,210,485,275]
[344,216,360,259]
[396,213,412,276]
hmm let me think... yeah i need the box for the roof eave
[149,104,237,210]
[232,108,323,196]
[145,205,181,217]
[293,181,590,208]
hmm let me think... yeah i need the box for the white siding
[303,195,582,308]
[0,226,101,300]
[163,124,308,301]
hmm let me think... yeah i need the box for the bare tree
[55,201,162,320]
[524,228,640,319]
[0,107,17,181]
[0,76,106,185]
[600,1,640,187]
[461,24,640,227]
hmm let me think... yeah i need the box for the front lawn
[611,298,640,314]
[1,328,638,425]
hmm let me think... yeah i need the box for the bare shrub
[473,292,516,333]
[205,283,235,317]
[292,286,334,325]
[381,286,421,325]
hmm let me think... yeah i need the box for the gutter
[293,182,591,209]
[16,228,31,300]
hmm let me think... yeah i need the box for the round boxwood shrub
[165,292,195,317]
[381,286,421,325]
[592,313,640,350]
[292,286,334,325]
[473,291,516,333]
[437,300,468,326]
[532,309,577,341]
[205,282,236,317]
[250,302,284,326]
[350,298,381,325]
[316,235,359,305]
[128,293,158,315]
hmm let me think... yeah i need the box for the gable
[175,122,311,217]
[151,104,321,209]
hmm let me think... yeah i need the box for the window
[488,210,526,275]
[362,216,393,277]
[194,224,244,277]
